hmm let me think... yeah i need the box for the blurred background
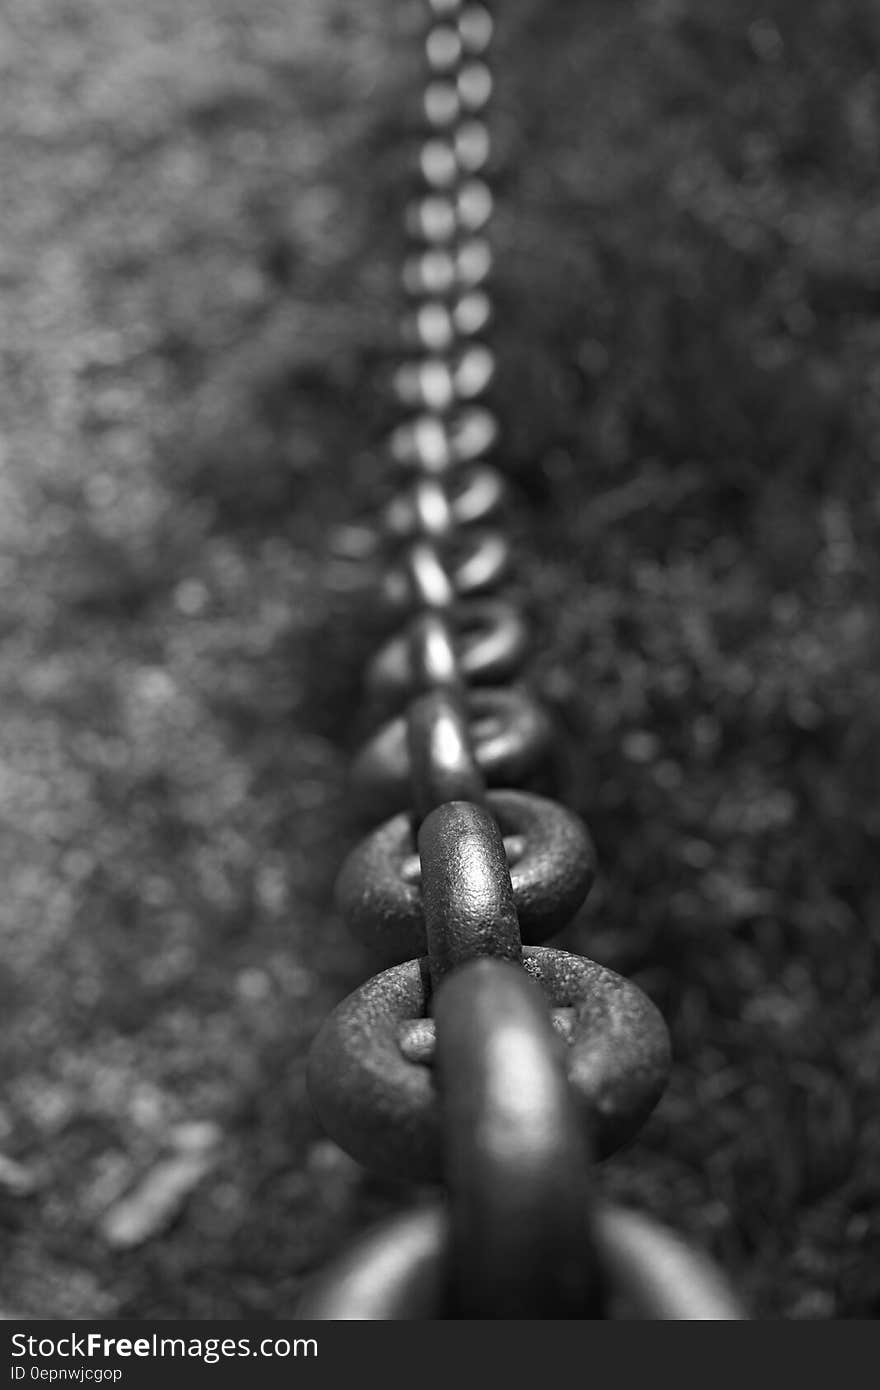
[0,0,878,1318]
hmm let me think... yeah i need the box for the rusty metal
[335,789,595,963]
[307,955,440,1182]
[306,946,670,1182]
[419,801,521,983]
[300,0,748,1320]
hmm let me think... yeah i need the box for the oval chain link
[296,1204,747,1321]
[300,0,746,1318]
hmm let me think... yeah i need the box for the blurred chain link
[299,0,746,1319]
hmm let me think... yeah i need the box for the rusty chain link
[298,0,747,1319]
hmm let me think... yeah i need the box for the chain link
[298,0,747,1319]
[297,1203,747,1320]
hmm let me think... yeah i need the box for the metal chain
[298,0,746,1320]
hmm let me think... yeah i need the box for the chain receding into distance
[297,0,747,1319]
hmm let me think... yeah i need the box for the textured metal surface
[306,946,670,1182]
[336,788,595,963]
[435,958,600,1317]
[295,1202,746,1320]
[419,802,521,984]
[520,947,672,1159]
[307,956,442,1182]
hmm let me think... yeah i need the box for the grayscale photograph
[0,0,876,1337]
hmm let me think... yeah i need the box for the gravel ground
[0,0,878,1319]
